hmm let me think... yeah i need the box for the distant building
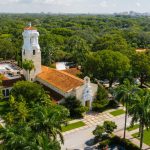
[0,61,23,98]
[135,48,147,53]
[0,24,98,109]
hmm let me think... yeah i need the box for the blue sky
[0,0,149,13]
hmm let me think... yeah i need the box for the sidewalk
[114,130,150,150]
[63,107,123,135]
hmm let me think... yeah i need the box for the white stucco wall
[76,83,98,107]
[22,29,41,81]
[36,76,98,109]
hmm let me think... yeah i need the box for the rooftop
[136,49,147,53]
[37,66,84,92]
[0,62,22,80]
[24,26,37,30]
[64,68,81,77]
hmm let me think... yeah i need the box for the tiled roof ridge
[60,70,84,83]
[24,26,37,30]
[41,65,84,83]
[37,66,84,92]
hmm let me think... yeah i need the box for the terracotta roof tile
[37,66,84,92]
[2,76,24,87]
[63,68,81,76]
[24,26,37,30]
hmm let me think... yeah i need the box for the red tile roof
[2,76,24,87]
[37,66,84,92]
[24,26,37,30]
[63,68,81,76]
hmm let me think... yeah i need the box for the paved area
[115,130,150,150]
[84,111,114,127]
[62,108,150,150]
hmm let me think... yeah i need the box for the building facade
[1,24,98,109]
[22,23,41,81]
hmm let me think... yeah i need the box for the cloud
[136,2,141,7]
[99,0,108,8]
[0,0,73,7]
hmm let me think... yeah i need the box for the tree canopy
[0,81,69,149]
[83,50,130,87]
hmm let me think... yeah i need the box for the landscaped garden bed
[127,124,139,131]
[61,121,85,132]
[132,129,150,146]
[110,109,125,116]
[98,136,140,150]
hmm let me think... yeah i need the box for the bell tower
[22,23,41,81]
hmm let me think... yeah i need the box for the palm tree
[128,89,150,150]
[22,59,34,81]
[30,104,69,144]
[114,80,139,139]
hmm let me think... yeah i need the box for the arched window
[23,50,25,55]
[33,50,35,55]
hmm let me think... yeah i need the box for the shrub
[110,136,140,150]
[93,125,105,141]
[93,121,117,142]
[92,85,109,112]
[98,139,110,149]
[62,96,88,118]
[103,121,117,134]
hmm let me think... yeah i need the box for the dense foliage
[1,14,150,85]
[0,81,69,149]
[93,121,117,141]
[62,96,88,118]
[0,14,150,63]
[92,85,109,112]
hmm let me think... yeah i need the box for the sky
[0,0,150,14]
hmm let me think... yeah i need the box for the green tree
[93,121,117,141]
[0,81,69,149]
[84,50,130,87]
[131,53,150,87]
[92,34,129,54]
[22,59,34,81]
[103,121,117,134]
[65,36,89,65]
[114,80,139,139]
[92,85,109,112]
[93,125,105,141]
[62,96,88,118]
[0,38,16,60]
[128,89,150,150]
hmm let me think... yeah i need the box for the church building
[1,24,98,109]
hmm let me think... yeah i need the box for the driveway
[62,109,132,150]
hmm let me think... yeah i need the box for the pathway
[62,108,150,150]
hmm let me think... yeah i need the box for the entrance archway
[85,100,90,108]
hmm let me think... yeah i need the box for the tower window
[2,90,5,97]
[33,50,35,55]
[6,89,9,96]
[23,50,25,55]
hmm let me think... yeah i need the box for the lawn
[61,121,85,132]
[127,124,139,131]
[110,109,125,116]
[132,129,150,146]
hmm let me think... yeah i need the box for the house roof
[136,49,147,53]
[38,82,64,103]
[37,66,84,92]
[64,68,81,76]
[24,26,37,30]
[2,75,24,88]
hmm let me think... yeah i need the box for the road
[61,114,132,150]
